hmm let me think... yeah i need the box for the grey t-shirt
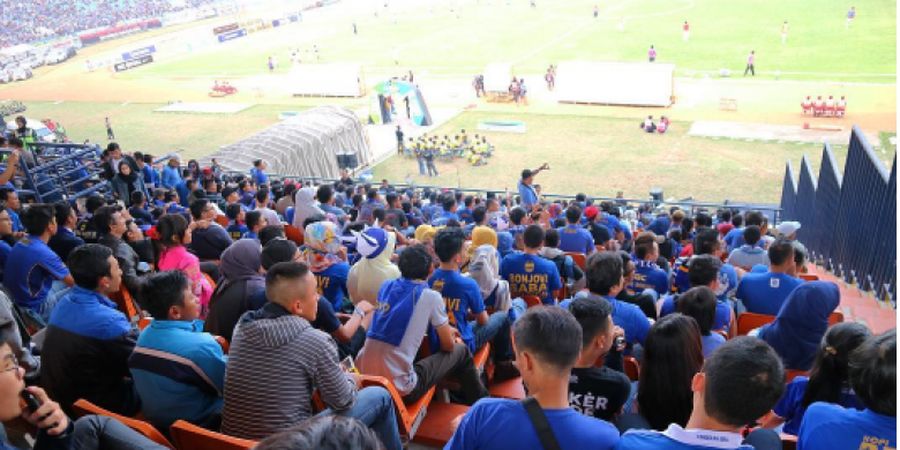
[727,246,770,270]
[355,288,448,395]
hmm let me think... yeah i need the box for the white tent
[204,106,371,179]
[483,62,512,93]
[556,61,675,107]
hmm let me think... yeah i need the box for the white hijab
[466,244,511,311]
[292,187,325,229]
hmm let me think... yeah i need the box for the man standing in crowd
[517,163,549,210]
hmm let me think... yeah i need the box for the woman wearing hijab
[347,228,400,305]
[757,281,841,371]
[111,160,148,207]
[304,221,351,313]
[292,187,325,230]
[414,224,439,268]
[497,231,515,259]
[204,239,266,341]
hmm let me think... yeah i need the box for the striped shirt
[221,304,357,440]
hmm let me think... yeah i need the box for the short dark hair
[366,188,378,200]
[226,203,243,220]
[472,206,486,224]
[634,232,658,260]
[245,210,264,230]
[255,415,384,450]
[259,225,286,247]
[543,228,560,248]
[702,337,785,427]
[156,213,189,247]
[742,225,761,245]
[262,239,298,270]
[677,286,718,335]
[509,207,527,225]
[569,296,613,348]
[693,227,721,256]
[21,204,56,236]
[732,214,743,227]
[189,199,210,220]
[792,241,808,267]
[768,238,795,266]
[92,205,119,235]
[130,190,145,206]
[0,187,15,203]
[849,329,896,416]
[523,224,544,249]
[688,255,722,287]
[433,227,465,263]
[68,244,113,290]
[585,252,623,295]
[256,189,270,204]
[385,192,398,207]
[745,211,764,227]
[265,261,310,291]
[565,205,581,224]
[398,245,431,280]
[140,271,190,319]
[513,306,582,372]
[441,195,456,212]
[694,212,713,228]
[316,184,333,204]
[53,201,73,228]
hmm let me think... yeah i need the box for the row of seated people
[801,95,847,117]
[0,196,893,450]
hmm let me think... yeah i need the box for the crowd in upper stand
[0,140,893,450]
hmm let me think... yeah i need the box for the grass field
[0,0,894,205]
[130,0,896,81]
[372,111,853,203]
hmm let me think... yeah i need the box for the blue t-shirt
[701,333,726,358]
[8,210,22,233]
[500,253,562,305]
[0,240,10,279]
[557,225,595,255]
[431,210,461,227]
[617,424,752,450]
[428,268,485,352]
[564,292,650,345]
[446,397,619,450]
[314,263,350,313]
[457,207,473,224]
[671,257,739,301]
[227,223,248,241]
[774,376,863,436]
[3,236,70,312]
[723,227,744,252]
[736,272,803,316]
[629,260,669,296]
[517,181,538,207]
[798,404,895,450]
[659,295,733,332]
[250,167,268,186]
[599,213,631,241]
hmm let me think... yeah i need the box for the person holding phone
[517,163,549,209]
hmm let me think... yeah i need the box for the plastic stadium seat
[624,356,640,382]
[109,284,141,324]
[72,399,174,449]
[284,224,304,246]
[564,252,587,270]
[413,402,471,447]
[738,311,844,336]
[799,274,820,281]
[523,295,542,308]
[784,369,809,384]
[214,215,229,227]
[169,420,256,450]
[214,335,230,354]
[359,374,436,441]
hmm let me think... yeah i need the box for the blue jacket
[161,165,182,189]
[129,320,227,431]
[41,287,139,414]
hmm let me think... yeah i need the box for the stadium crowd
[0,0,216,48]
[0,138,893,450]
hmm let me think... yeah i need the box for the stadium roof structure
[203,105,371,180]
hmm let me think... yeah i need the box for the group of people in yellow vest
[406,129,495,167]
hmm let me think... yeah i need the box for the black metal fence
[780,126,896,304]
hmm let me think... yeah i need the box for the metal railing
[780,126,896,304]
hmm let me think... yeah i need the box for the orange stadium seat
[169,420,256,450]
[489,376,527,400]
[72,399,174,449]
[109,283,142,324]
[738,311,844,336]
[564,252,587,270]
[523,295,542,308]
[214,215,229,228]
[359,374,436,441]
[799,274,820,281]
[623,356,641,382]
[284,225,304,246]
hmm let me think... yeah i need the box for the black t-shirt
[587,222,611,245]
[311,297,341,334]
[385,208,408,229]
[568,366,631,422]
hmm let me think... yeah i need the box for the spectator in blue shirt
[798,329,896,450]
[660,254,736,334]
[303,221,351,313]
[188,199,233,261]
[763,322,870,435]
[500,225,561,305]
[225,203,248,241]
[0,188,23,233]
[250,159,269,187]
[130,270,227,431]
[672,227,740,301]
[456,195,474,224]
[724,210,764,252]
[3,204,75,318]
[726,225,769,271]
[557,205,595,255]
[619,337,784,450]
[431,195,460,227]
[736,238,803,316]
[243,210,268,241]
[47,201,84,264]
[429,227,512,358]
[446,306,620,450]
[160,157,182,189]
[628,232,669,298]
[516,163,548,209]
[316,184,348,225]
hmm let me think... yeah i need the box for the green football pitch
[131,0,896,82]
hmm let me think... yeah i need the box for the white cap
[776,221,802,236]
